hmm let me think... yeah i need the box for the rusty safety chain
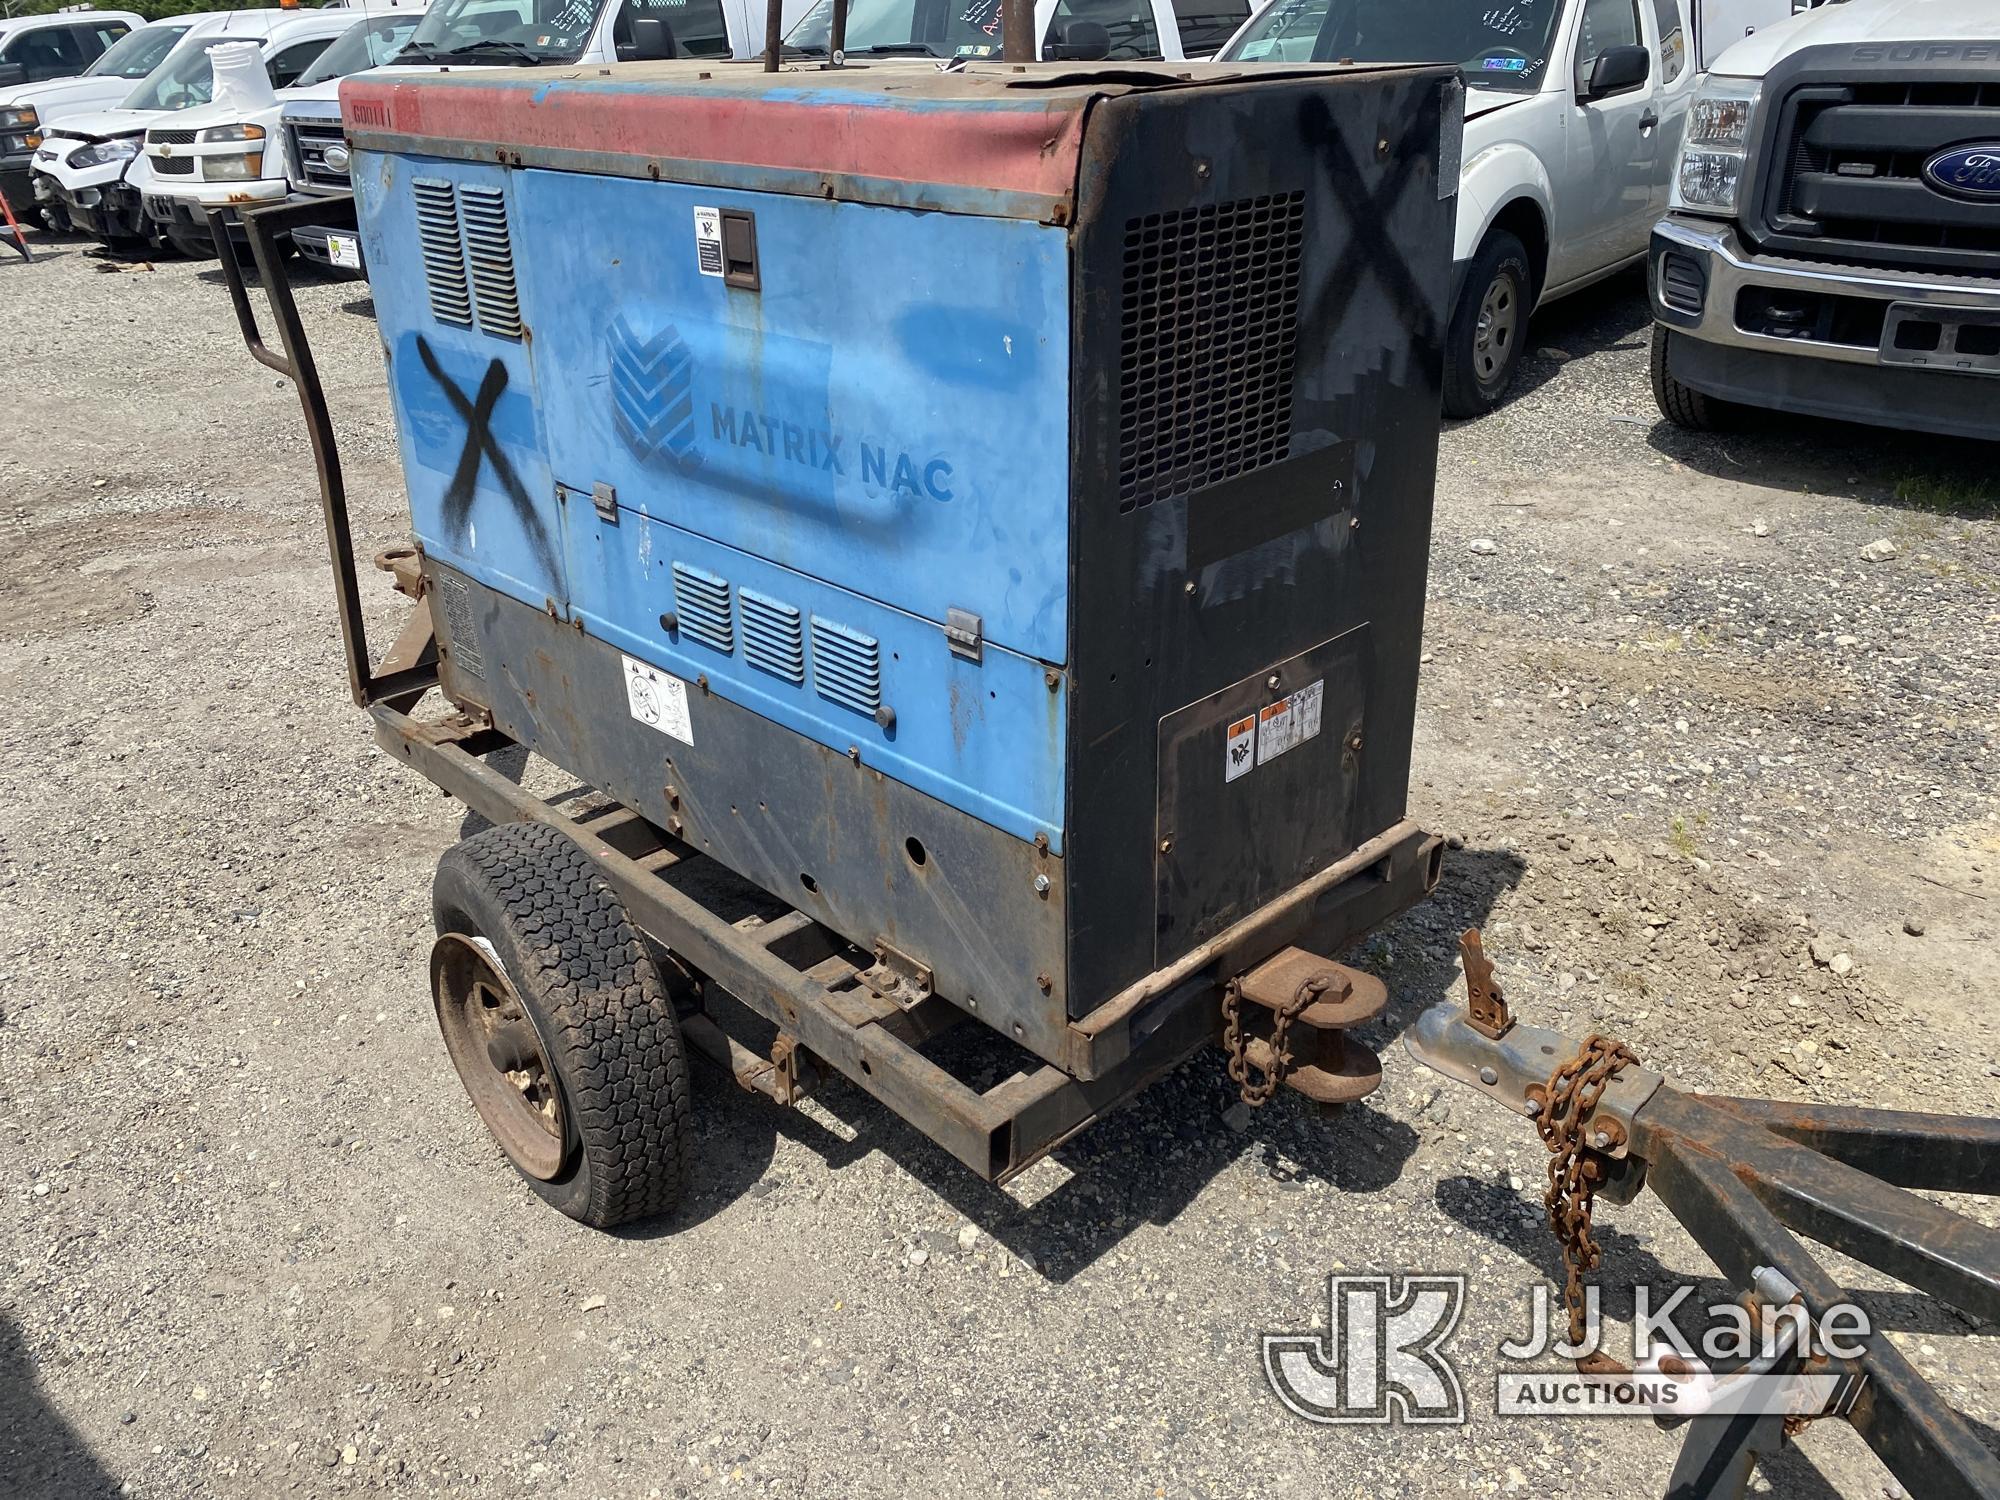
[1532,1030,1642,1363]
[1222,970,1338,1107]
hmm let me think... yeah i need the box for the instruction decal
[622,654,694,745]
[1224,713,1258,783]
[1256,679,1324,768]
[693,206,724,278]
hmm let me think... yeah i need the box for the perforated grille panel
[671,562,734,654]
[413,177,472,328]
[1117,192,1305,512]
[740,590,804,684]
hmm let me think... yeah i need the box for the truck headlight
[68,137,141,169]
[1671,78,1762,218]
[200,122,265,144]
[0,105,36,131]
[202,152,265,182]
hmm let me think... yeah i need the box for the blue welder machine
[221,47,1460,1225]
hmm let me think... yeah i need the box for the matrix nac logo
[608,316,702,472]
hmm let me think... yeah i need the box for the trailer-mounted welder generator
[219,55,1459,1225]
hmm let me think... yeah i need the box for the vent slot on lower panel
[1118,191,1305,512]
[671,563,734,654]
[413,177,472,328]
[810,616,881,716]
[739,590,805,684]
[458,185,522,339]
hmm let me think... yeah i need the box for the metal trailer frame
[209,192,1443,1185]
[1409,946,2000,1500]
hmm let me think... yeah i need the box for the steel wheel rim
[1474,271,1518,383]
[431,932,568,1180]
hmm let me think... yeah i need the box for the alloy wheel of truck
[429,820,692,1229]
[1649,323,1741,433]
[1443,229,1531,419]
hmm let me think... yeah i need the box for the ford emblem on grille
[1922,144,2000,201]
[323,143,351,172]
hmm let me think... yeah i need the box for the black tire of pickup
[1650,324,1743,432]
[1443,229,1533,419]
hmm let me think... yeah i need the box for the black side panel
[1155,625,1368,959]
[1062,68,1456,1016]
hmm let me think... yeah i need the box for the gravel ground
[2,239,1996,1500]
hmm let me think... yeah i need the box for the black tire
[1443,229,1533,419]
[431,821,691,1228]
[1650,324,1741,432]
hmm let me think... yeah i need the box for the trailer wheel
[430,820,691,1228]
[1650,324,1741,432]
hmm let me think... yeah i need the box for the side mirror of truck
[0,63,26,88]
[629,16,678,59]
[1582,43,1649,101]
[1043,20,1111,61]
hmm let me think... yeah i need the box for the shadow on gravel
[1648,410,2000,518]
[628,841,1520,1278]
[0,1312,123,1499]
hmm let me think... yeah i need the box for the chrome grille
[289,119,349,191]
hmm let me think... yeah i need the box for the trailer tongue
[1409,931,2000,1500]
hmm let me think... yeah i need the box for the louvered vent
[810,616,881,717]
[413,177,472,328]
[458,185,522,340]
[1118,192,1305,512]
[671,563,733,654]
[740,590,805,684]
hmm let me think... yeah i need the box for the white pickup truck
[1650,0,2000,442]
[1218,0,1825,414]
[275,0,817,273]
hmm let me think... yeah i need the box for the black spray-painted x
[417,333,560,585]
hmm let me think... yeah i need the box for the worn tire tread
[1650,324,1739,432]
[433,821,690,1228]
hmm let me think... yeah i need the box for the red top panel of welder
[337,61,1166,209]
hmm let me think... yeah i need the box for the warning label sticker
[693,206,724,278]
[1256,679,1324,767]
[622,655,694,745]
[1224,713,1258,783]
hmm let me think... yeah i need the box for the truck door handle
[1639,109,1660,130]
